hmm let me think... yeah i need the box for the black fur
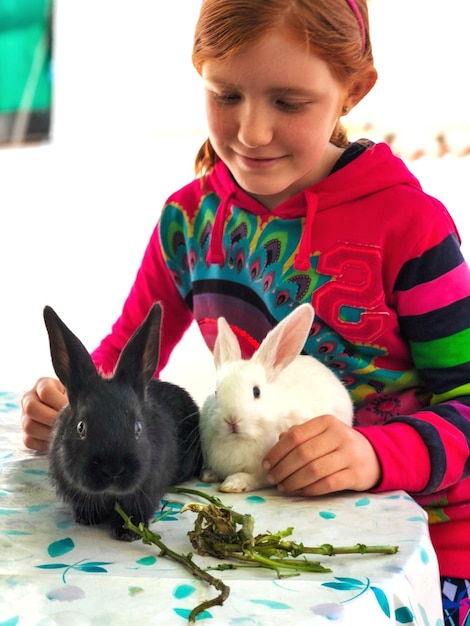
[44,303,201,540]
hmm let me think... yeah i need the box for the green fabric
[0,0,51,112]
[0,0,50,31]
[410,326,470,369]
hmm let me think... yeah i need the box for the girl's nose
[237,104,273,148]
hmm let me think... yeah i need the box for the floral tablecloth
[0,391,444,625]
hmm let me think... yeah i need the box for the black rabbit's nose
[100,463,126,480]
[88,457,136,492]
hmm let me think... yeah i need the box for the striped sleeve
[394,233,470,398]
[386,232,470,493]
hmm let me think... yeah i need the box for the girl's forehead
[202,30,338,90]
[210,28,310,63]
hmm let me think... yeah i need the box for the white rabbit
[199,303,353,493]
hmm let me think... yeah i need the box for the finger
[265,424,340,486]
[263,417,327,470]
[276,448,345,494]
[22,431,49,453]
[21,393,60,428]
[36,378,67,411]
[290,468,353,497]
[21,411,52,451]
[266,443,311,486]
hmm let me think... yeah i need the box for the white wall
[352,0,470,154]
[0,1,469,404]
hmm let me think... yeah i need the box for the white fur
[199,303,354,492]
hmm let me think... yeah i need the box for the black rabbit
[43,303,201,540]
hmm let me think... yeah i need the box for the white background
[1,0,469,405]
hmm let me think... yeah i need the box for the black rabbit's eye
[135,421,143,439]
[76,421,87,439]
[253,385,261,399]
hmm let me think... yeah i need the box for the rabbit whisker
[181,426,202,457]
[72,491,105,526]
[178,409,200,424]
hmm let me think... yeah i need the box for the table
[1,391,444,625]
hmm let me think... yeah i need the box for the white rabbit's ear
[253,304,315,382]
[213,317,242,370]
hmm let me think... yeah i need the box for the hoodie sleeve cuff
[355,422,431,493]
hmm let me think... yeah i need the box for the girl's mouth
[236,153,286,169]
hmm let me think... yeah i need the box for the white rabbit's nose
[224,416,240,434]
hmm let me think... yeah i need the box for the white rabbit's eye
[253,385,261,399]
[76,421,87,439]
[135,421,143,439]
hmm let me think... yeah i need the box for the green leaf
[47,537,75,558]
[36,563,67,570]
[322,576,366,591]
[173,584,196,600]
[371,586,391,618]
[334,576,365,587]
[76,565,109,574]
[137,556,157,566]
[250,599,292,610]
[395,606,414,623]
[173,608,212,621]
[322,583,357,591]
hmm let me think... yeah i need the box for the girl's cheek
[206,103,222,129]
[209,113,234,143]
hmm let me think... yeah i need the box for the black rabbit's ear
[43,306,99,402]
[113,302,162,395]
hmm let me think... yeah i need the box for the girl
[21,1,470,622]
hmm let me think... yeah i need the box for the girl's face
[202,30,351,209]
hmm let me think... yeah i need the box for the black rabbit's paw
[113,525,140,542]
[74,514,94,526]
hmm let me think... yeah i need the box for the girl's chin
[229,169,286,196]
[230,174,295,206]
[242,187,291,209]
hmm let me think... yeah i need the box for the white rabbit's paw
[200,467,220,483]
[220,472,260,493]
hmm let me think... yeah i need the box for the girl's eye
[210,91,240,105]
[276,100,310,112]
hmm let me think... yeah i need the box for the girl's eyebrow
[203,76,238,89]
[204,77,318,98]
[268,86,319,98]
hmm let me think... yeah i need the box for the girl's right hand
[21,378,68,452]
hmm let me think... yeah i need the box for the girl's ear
[343,66,378,112]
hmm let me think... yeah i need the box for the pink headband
[345,0,366,53]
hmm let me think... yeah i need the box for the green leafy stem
[115,487,398,623]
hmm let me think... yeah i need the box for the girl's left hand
[262,414,381,496]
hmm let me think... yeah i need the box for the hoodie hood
[206,142,423,271]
